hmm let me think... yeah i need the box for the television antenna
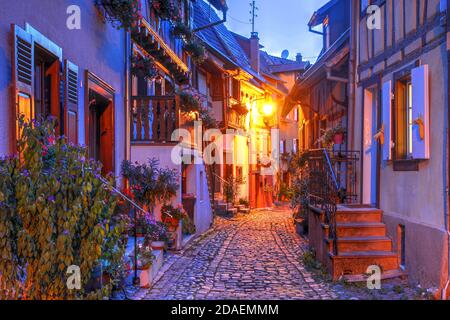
[249,0,259,34]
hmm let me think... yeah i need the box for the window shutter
[411,64,430,160]
[64,60,79,144]
[382,80,393,161]
[12,24,34,124]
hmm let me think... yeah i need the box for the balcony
[131,19,189,84]
[131,96,179,144]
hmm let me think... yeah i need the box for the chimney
[250,32,260,74]
[296,53,303,62]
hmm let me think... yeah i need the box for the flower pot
[333,133,345,145]
[151,241,165,250]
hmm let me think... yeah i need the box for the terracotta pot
[151,241,165,250]
[333,133,345,145]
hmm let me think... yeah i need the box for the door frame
[360,81,382,208]
[84,71,115,173]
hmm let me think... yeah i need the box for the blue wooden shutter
[382,80,392,161]
[411,65,430,160]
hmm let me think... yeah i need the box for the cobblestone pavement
[139,207,339,300]
[131,207,429,300]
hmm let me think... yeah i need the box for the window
[382,65,430,165]
[279,140,286,155]
[395,77,413,159]
[293,107,299,122]
[231,78,240,101]
[293,139,299,154]
[12,25,78,145]
[398,225,406,270]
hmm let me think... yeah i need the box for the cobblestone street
[138,208,339,300]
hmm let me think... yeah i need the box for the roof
[205,0,228,12]
[260,51,310,74]
[298,28,349,87]
[194,0,274,88]
[283,28,350,116]
[308,0,339,27]
[194,1,252,71]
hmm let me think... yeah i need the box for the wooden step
[336,208,382,223]
[336,222,386,237]
[330,251,399,279]
[327,236,392,253]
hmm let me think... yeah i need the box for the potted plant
[145,220,169,250]
[136,245,155,270]
[161,204,185,230]
[320,126,347,147]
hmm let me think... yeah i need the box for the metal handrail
[307,148,340,256]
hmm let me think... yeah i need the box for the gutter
[326,68,348,83]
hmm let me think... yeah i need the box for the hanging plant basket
[172,21,193,41]
[184,40,206,65]
[131,55,159,80]
[97,0,142,30]
[151,0,182,21]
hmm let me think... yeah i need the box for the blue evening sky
[224,0,329,63]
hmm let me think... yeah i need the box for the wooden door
[99,102,114,175]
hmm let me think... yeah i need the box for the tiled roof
[194,0,252,71]
[260,51,310,74]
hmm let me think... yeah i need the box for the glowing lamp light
[262,103,274,116]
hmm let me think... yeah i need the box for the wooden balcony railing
[131,96,179,143]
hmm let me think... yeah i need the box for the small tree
[223,176,245,205]
[121,158,178,215]
[0,117,127,300]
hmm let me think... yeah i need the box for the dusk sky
[225,0,329,63]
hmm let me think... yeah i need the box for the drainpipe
[444,0,450,301]
[348,0,358,154]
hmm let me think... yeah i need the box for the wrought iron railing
[131,96,179,143]
[307,149,340,255]
[307,149,360,255]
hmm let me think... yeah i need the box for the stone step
[326,236,393,253]
[341,269,407,283]
[239,208,251,214]
[330,251,399,280]
[336,222,387,238]
[336,208,383,223]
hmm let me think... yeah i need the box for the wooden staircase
[324,205,406,281]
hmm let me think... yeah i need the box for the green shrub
[0,117,127,299]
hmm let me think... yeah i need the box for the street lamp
[262,103,274,117]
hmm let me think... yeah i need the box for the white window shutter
[412,65,430,160]
[382,80,393,161]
